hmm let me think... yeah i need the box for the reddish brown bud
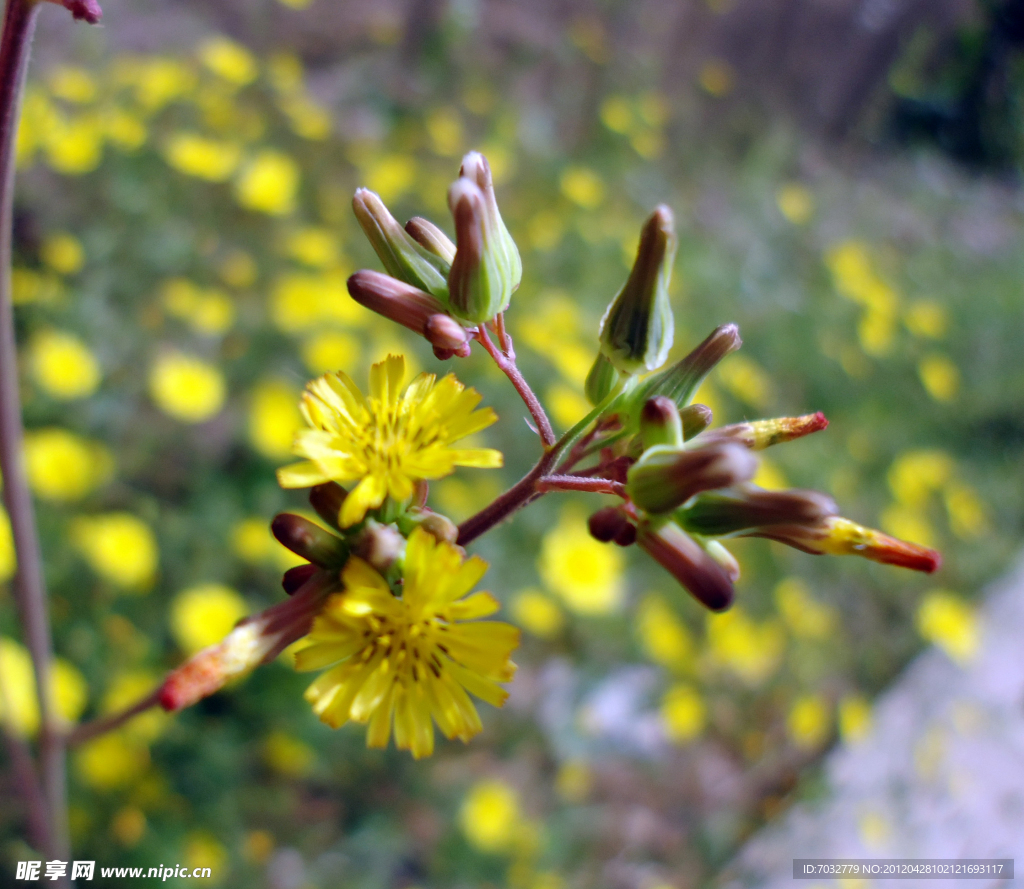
[309,482,347,530]
[282,563,318,595]
[425,313,470,352]
[588,506,631,543]
[637,521,735,611]
[271,513,349,567]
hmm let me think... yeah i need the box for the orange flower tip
[885,542,942,574]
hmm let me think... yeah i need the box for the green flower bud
[639,396,684,449]
[406,216,457,264]
[352,188,450,301]
[675,485,838,537]
[447,159,521,323]
[584,352,621,405]
[597,205,677,376]
[679,403,713,440]
[626,442,758,514]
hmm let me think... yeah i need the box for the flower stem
[0,0,69,861]
[65,688,163,748]
[475,323,555,447]
[0,666,51,853]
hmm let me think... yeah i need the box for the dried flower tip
[626,442,758,514]
[42,0,102,23]
[676,485,838,536]
[271,513,349,568]
[447,174,520,323]
[680,403,713,440]
[309,482,348,531]
[282,563,319,595]
[425,313,470,354]
[406,217,457,264]
[637,521,735,611]
[588,506,632,543]
[632,323,741,417]
[596,205,676,376]
[640,396,684,449]
[705,412,829,450]
[352,189,450,300]
[160,576,335,711]
[748,516,942,573]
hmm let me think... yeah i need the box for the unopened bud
[160,574,336,711]
[704,540,740,582]
[425,313,471,354]
[282,563,319,595]
[271,513,349,568]
[597,205,676,376]
[309,482,348,530]
[584,352,621,405]
[399,507,460,544]
[588,506,631,543]
[680,403,713,440]
[459,152,522,289]
[747,516,941,573]
[352,189,450,300]
[626,442,758,514]
[406,217,457,264]
[640,396,684,449]
[676,485,838,536]
[352,520,405,574]
[637,521,735,611]
[702,412,829,450]
[631,323,741,417]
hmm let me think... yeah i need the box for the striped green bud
[626,442,758,515]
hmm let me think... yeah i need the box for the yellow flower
[248,379,302,460]
[71,513,158,590]
[24,428,113,501]
[198,36,258,86]
[40,232,84,274]
[28,329,101,400]
[0,638,88,736]
[0,505,14,583]
[149,352,226,423]
[234,150,299,215]
[559,166,605,209]
[295,528,520,758]
[164,133,241,181]
[278,355,503,527]
[787,694,831,749]
[660,683,706,743]
[538,508,624,614]
[459,779,520,852]
[637,594,693,670]
[510,588,564,638]
[170,583,249,656]
[916,589,979,664]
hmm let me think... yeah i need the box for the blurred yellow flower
[28,329,100,399]
[838,694,872,744]
[276,0,313,8]
[71,513,158,590]
[559,166,604,209]
[218,249,258,289]
[661,683,706,743]
[76,732,150,789]
[752,456,788,491]
[600,95,632,134]
[918,354,960,402]
[787,694,831,749]
[161,279,235,335]
[426,107,464,156]
[903,299,948,339]
[45,114,104,175]
[170,583,248,655]
[235,150,299,215]
[48,65,97,103]
[102,671,167,743]
[230,516,304,570]
[555,759,592,803]
[199,36,258,86]
[706,607,783,685]
[944,481,988,539]
[248,379,302,460]
[270,271,361,333]
[184,832,228,876]
[102,108,147,152]
[301,330,359,375]
[128,57,197,110]
[887,450,952,507]
[776,183,814,225]
[110,806,147,847]
[164,133,241,181]
[698,59,734,96]
[717,354,773,408]
[916,590,979,664]
[285,227,339,268]
[460,779,520,853]
[0,506,14,583]
[283,97,332,140]
[637,594,693,671]
[0,638,88,736]
[40,232,84,274]
[149,352,226,423]
[364,154,415,203]
[24,428,113,501]
[278,355,502,527]
[539,508,624,615]
[263,730,315,778]
[511,588,565,638]
[545,383,590,430]
[773,577,835,639]
[879,504,935,549]
[11,267,62,305]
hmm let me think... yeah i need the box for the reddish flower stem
[474,323,555,447]
[65,688,163,748]
[0,0,69,862]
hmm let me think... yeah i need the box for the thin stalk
[474,323,555,447]
[0,0,68,860]
[536,475,625,497]
[0,664,51,853]
[66,688,162,748]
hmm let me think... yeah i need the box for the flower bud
[637,521,735,611]
[398,507,460,544]
[701,412,829,450]
[640,396,684,449]
[597,205,676,376]
[309,482,348,530]
[626,442,758,514]
[352,189,450,300]
[271,513,349,568]
[159,573,336,711]
[584,352,621,405]
[676,485,838,536]
[631,323,741,417]
[704,540,740,582]
[406,217,457,264]
[447,171,521,323]
[459,152,522,289]
[282,563,319,595]
[680,403,713,440]
[352,520,405,575]
[425,314,471,355]
[747,516,942,573]
[588,506,631,543]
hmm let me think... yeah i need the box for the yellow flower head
[277,355,503,527]
[295,527,520,758]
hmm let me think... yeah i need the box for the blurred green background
[2,0,1023,885]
